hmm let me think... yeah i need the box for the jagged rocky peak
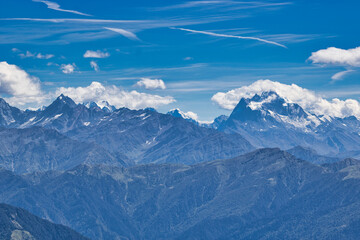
[235,91,306,117]
[54,94,77,107]
[226,91,318,128]
[0,97,23,126]
[84,100,116,112]
[0,97,9,108]
[85,101,100,109]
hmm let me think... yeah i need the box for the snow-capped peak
[167,108,199,121]
[84,101,116,112]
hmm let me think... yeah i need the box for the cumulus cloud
[211,79,360,118]
[331,69,355,82]
[136,78,166,90]
[90,61,99,72]
[55,81,175,109]
[83,50,110,58]
[308,46,360,67]
[18,50,54,59]
[60,63,76,74]
[32,0,91,16]
[0,61,45,106]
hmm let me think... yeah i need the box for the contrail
[170,27,287,48]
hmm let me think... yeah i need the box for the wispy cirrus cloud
[90,61,100,72]
[331,69,355,82]
[170,27,287,48]
[104,27,140,41]
[18,50,54,59]
[32,0,91,16]
[84,50,110,58]
[154,1,292,11]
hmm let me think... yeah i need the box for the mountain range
[1,92,360,173]
[0,95,253,172]
[2,92,360,239]
[1,148,360,239]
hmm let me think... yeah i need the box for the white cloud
[19,50,54,59]
[308,46,360,67]
[211,79,360,118]
[170,108,199,120]
[170,27,287,48]
[184,57,193,61]
[90,61,99,72]
[60,63,76,74]
[0,61,45,106]
[104,27,139,41]
[331,69,355,82]
[155,1,291,11]
[32,0,91,16]
[83,50,110,58]
[55,82,175,109]
[136,78,166,90]
[36,53,54,59]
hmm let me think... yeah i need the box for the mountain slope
[0,203,89,240]
[0,96,253,166]
[67,107,254,164]
[1,149,360,239]
[287,146,340,164]
[0,127,128,173]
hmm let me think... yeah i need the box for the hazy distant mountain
[1,148,360,239]
[0,96,253,166]
[0,203,89,240]
[68,107,253,164]
[287,146,340,164]
[0,127,129,173]
[219,91,360,155]
[205,114,228,129]
[167,109,228,129]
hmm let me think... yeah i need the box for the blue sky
[0,0,360,121]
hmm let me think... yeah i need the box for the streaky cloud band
[170,27,287,48]
[33,0,92,16]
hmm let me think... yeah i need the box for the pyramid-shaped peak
[44,94,77,112]
[54,94,76,107]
